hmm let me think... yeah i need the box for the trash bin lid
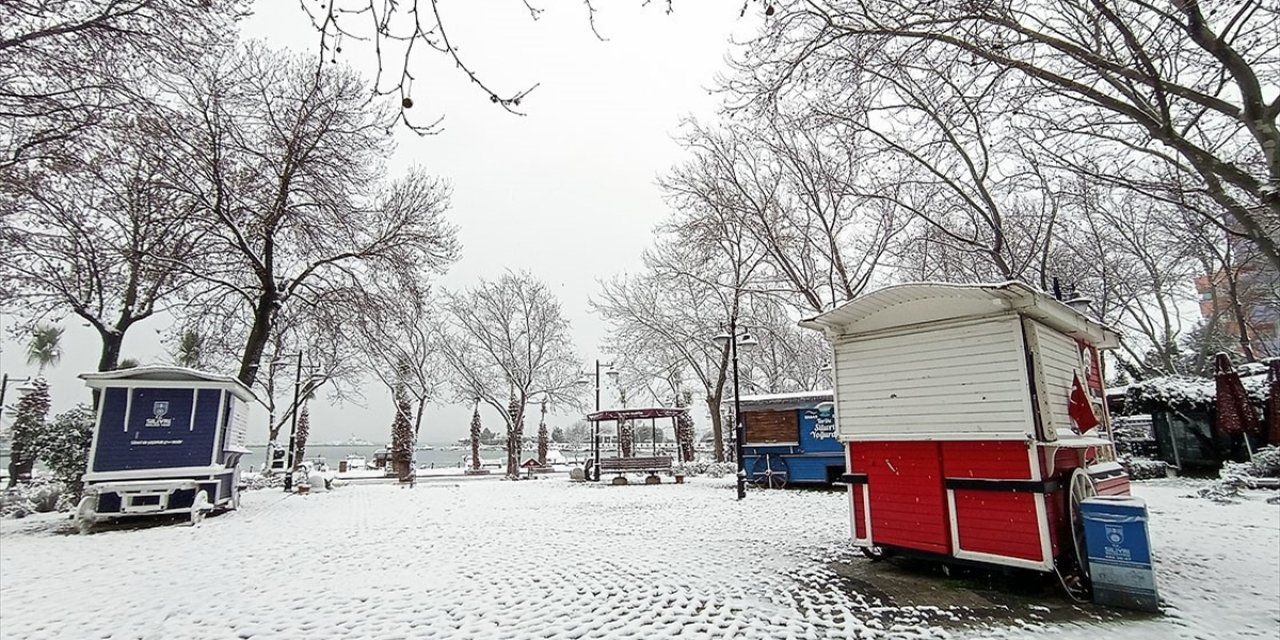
[1082,495,1147,518]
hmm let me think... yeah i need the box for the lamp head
[712,332,732,347]
[737,331,759,350]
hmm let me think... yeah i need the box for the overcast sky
[0,1,763,445]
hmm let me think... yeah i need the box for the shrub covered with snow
[240,472,284,491]
[0,478,64,518]
[1120,456,1169,481]
[672,460,737,478]
[39,405,95,499]
[1195,446,1280,503]
[1125,373,1268,415]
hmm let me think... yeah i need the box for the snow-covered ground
[0,478,1275,639]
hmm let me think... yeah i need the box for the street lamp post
[578,360,617,482]
[283,351,303,492]
[714,320,758,501]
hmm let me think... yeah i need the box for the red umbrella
[1214,352,1259,436]
[1267,360,1280,446]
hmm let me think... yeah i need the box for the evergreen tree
[293,406,311,470]
[480,427,497,445]
[676,390,696,463]
[550,426,565,443]
[619,418,634,458]
[390,387,414,482]
[7,378,50,487]
[469,403,482,471]
[537,402,549,465]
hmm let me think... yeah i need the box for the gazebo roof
[586,407,687,422]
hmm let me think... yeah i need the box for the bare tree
[740,0,1280,270]
[356,287,447,441]
[2,124,202,372]
[662,118,899,313]
[439,271,582,478]
[594,237,757,462]
[739,296,829,393]
[0,0,245,167]
[157,45,458,387]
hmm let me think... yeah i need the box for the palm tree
[26,324,63,375]
[173,329,206,369]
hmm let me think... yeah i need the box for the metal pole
[593,359,601,482]
[284,352,302,492]
[0,373,8,412]
[731,318,746,501]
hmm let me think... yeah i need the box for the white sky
[0,0,762,445]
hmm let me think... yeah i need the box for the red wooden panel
[953,490,1044,561]
[941,441,1033,479]
[851,487,867,539]
[856,442,950,555]
[1045,489,1064,557]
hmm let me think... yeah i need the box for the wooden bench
[599,456,673,483]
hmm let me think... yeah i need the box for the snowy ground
[0,478,1275,640]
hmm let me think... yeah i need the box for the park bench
[599,456,673,484]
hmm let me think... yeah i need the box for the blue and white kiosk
[740,391,843,488]
[75,367,255,533]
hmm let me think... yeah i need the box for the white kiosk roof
[80,366,260,403]
[799,282,1120,349]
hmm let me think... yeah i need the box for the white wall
[832,316,1035,440]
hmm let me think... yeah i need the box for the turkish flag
[1069,373,1100,434]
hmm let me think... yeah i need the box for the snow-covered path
[0,478,1276,639]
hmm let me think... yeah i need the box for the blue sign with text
[1082,496,1160,612]
[798,407,842,453]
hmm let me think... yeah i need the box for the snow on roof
[80,366,259,403]
[799,281,1120,349]
[737,390,832,409]
[586,407,688,422]
[1125,373,1269,414]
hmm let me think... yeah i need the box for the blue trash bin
[1081,496,1160,612]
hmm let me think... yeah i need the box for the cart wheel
[190,490,210,527]
[75,495,98,535]
[229,488,241,511]
[860,545,888,562]
[1068,468,1098,580]
[750,454,789,489]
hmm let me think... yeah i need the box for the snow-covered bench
[599,456,673,483]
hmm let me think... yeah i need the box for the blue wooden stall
[740,391,842,488]
[75,367,255,533]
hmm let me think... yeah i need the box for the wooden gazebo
[585,407,688,482]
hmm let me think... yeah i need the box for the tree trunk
[1224,268,1258,362]
[413,399,426,437]
[6,458,34,489]
[706,396,725,463]
[96,331,124,372]
[237,290,277,386]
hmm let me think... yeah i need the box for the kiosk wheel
[190,490,210,526]
[1067,468,1098,581]
[75,495,98,535]
[860,545,889,562]
[750,454,789,489]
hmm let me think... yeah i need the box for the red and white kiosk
[800,282,1129,577]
